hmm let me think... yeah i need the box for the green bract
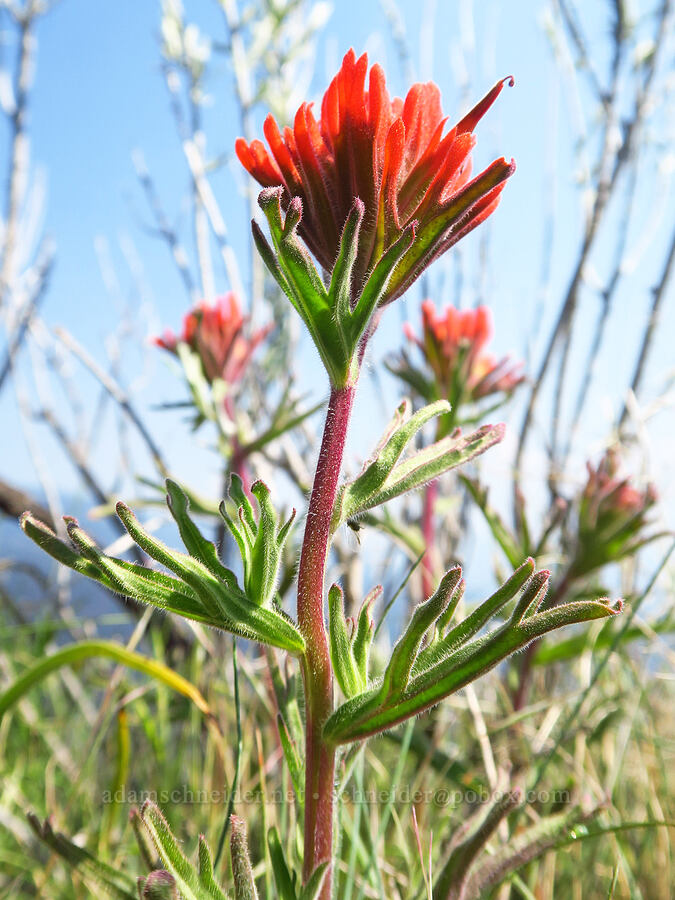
[252,188,415,388]
[20,480,304,656]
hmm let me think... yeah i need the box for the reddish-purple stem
[421,479,439,599]
[297,383,355,891]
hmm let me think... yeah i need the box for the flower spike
[239,50,515,387]
[237,49,514,303]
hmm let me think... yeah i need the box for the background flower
[390,300,524,428]
[154,293,272,386]
[569,448,659,578]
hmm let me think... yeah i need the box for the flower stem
[512,571,572,710]
[421,479,439,600]
[297,382,355,891]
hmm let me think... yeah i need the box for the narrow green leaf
[229,474,256,534]
[339,423,504,524]
[328,199,365,337]
[351,585,379,685]
[324,592,622,745]
[115,503,305,653]
[266,826,297,900]
[20,512,107,582]
[299,863,329,900]
[372,423,505,510]
[60,518,211,626]
[251,220,296,310]
[415,559,534,674]
[380,567,462,701]
[328,584,363,698]
[257,189,347,387]
[249,481,280,606]
[197,836,227,898]
[0,639,213,721]
[165,480,238,587]
[276,507,297,549]
[348,220,416,339]
[27,814,137,899]
[277,712,303,802]
[130,807,159,871]
[510,570,550,622]
[435,575,465,636]
[115,503,228,620]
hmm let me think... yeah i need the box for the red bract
[569,448,658,578]
[399,299,524,406]
[154,293,271,385]
[581,449,657,527]
[236,49,515,303]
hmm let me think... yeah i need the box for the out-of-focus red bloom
[571,448,658,577]
[236,49,515,302]
[394,300,524,415]
[154,293,271,385]
[580,449,657,530]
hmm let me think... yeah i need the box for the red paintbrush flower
[236,48,515,304]
[580,449,657,528]
[392,300,524,420]
[570,448,659,577]
[154,293,271,385]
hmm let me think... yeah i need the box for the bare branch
[619,227,675,431]
[53,326,169,476]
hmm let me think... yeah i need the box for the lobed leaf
[324,564,622,745]
[334,420,504,528]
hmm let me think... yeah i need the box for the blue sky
[1,0,673,543]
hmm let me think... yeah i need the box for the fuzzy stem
[297,382,355,892]
[421,479,439,599]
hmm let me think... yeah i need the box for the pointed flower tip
[63,515,79,527]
